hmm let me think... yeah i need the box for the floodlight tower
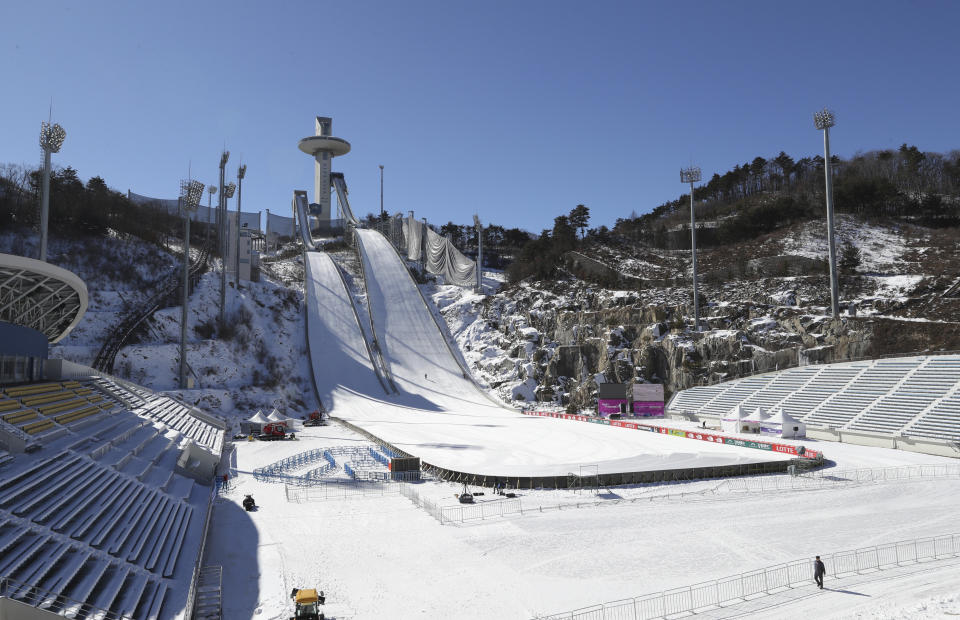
[235,164,247,290]
[379,164,385,219]
[814,108,841,318]
[38,121,66,262]
[179,178,204,389]
[219,181,236,323]
[680,166,703,332]
[473,214,483,294]
[297,117,351,228]
[217,151,229,256]
[205,185,217,246]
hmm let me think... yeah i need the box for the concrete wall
[804,426,960,458]
[0,597,63,620]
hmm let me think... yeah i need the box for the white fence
[398,483,523,524]
[726,463,960,493]
[285,479,400,501]
[539,532,960,620]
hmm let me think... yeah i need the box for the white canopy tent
[266,408,291,426]
[760,408,807,438]
[721,405,755,434]
[240,410,271,434]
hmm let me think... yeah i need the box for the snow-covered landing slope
[303,251,388,408]
[297,229,793,478]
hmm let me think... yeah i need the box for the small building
[632,383,665,417]
[597,383,628,417]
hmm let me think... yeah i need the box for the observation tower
[297,116,350,225]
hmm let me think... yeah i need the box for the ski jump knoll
[293,128,791,485]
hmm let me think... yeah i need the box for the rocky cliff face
[439,278,960,411]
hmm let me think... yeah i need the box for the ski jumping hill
[301,225,793,482]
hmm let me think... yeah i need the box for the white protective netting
[401,214,476,288]
[266,211,295,238]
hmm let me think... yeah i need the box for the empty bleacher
[697,374,776,417]
[136,396,225,456]
[666,354,960,441]
[0,377,220,620]
[0,380,125,440]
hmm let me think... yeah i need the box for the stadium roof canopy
[0,253,87,344]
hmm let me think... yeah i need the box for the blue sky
[2,1,958,232]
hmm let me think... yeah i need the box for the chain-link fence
[538,532,960,620]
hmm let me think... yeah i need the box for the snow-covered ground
[207,422,960,620]
[14,227,958,619]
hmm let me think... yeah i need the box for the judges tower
[297,116,351,227]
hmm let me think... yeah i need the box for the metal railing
[93,243,211,374]
[538,532,960,619]
[185,485,218,620]
[285,479,401,501]
[0,575,134,620]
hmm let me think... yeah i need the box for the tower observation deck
[297,116,351,225]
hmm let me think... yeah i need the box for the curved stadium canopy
[0,253,88,344]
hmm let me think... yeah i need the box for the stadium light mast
[814,108,841,318]
[680,166,703,332]
[38,121,66,262]
[235,164,247,290]
[179,178,204,389]
[379,164,385,219]
[219,180,236,323]
[473,214,483,294]
[205,185,217,246]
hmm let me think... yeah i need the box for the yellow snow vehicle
[290,588,325,620]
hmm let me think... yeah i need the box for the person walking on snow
[814,556,826,589]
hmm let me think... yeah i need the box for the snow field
[208,422,960,620]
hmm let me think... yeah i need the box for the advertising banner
[632,401,665,417]
[598,399,628,415]
[522,411,821,460]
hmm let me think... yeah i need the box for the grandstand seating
[136,396,224,455]
[697,374,775,417]
[0,380,129,440]
[667,354,960,441]
[0,376,221,619]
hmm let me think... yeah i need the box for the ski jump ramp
[302,226,792,484]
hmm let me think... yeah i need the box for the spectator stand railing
[537,532,960,620]
[0,576,133,620]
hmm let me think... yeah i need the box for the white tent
[760,408,807,438]
[746,406,770,425]
[721,405,750,434]
[240,410,271,434]
[266,408,290,425]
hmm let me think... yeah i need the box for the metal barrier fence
[0,575,134,619]
[253,448,329,477]
[725,463,960,494]
[539,532,960,620]
[439,498,523,524]
[285,479,401,501]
